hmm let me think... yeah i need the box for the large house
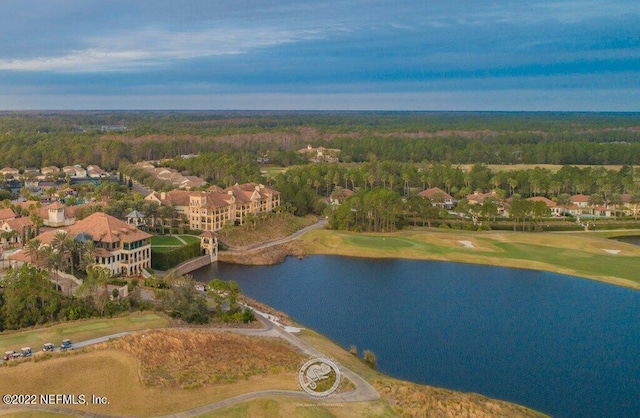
[418,187,456,209]
[11,212,152,277]
[0,217,33,247]
[145,183,281,232]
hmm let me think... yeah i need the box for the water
[191,256,640,417]
[612,235,640,246]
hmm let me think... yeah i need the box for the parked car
[11,351,22,359]
[43,343,55,352]
[3,351,15,361]
[61,339,72,350]
[21,347,32,357]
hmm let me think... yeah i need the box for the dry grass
[0,349,301,416]
[0,329,307,417]
[201,396,396,417]
[106,329,306,388]
[218,214,316,248]
[458,163,624,173]
[375,379,546,418]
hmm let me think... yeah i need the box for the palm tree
[41,245,68,289]
[51,231,74,275]
[77,241,96,274]
[24,238,43,267]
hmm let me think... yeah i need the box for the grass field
[459,163,624,173]
[150,234,200,253]
[180,235,200,244]
[0,312,169,354]
[260,166,292,178]
[150,235,183,246]
[0,329,303,417]
[299,229,640,289]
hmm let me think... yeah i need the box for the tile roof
[3,217,33,234]
[527,196,557,207]
[570,194,590,202]
[65,212,152,244]
[418,187,453,200]
[0,208,16,220]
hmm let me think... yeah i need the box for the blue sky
[0,0,638,110]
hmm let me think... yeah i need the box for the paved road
[225,218,328,252]
[0,310,379,417]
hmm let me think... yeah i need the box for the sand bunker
[459,240,475,249]
[602,249,621,255]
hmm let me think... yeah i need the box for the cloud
[0,26,325,73]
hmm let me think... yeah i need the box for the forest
[1,111,640,169]
[1,111,639,233]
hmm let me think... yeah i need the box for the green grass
[345,235,414,250]
[180,235,201,244]
[0,313,169,354]
[150,246,179,254]
[301,229,640,289]
[150,235,183,246]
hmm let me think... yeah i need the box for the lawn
[179,234,201,244]
[0,312,169,354]
[300,229,640,289]
[150,235,183,246]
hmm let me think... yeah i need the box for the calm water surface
[612,235,640,246]
[192,256,640,417]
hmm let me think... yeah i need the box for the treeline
[274,162,640,216]
[2,112,640,169]
[0,264,136,331]
[166,152,263,185]
[325,134,640,165]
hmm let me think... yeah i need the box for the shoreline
[219,227,640,290]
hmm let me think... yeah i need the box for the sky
[0,0,639,111]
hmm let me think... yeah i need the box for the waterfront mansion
[145,183,281,232]
[11,212,151,277]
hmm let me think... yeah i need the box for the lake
[191,256,640,417]
[611,235,640,246]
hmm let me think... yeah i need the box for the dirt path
[225,218,328,252]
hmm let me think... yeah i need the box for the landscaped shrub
[363,349,377,369]
[151,241,202,270]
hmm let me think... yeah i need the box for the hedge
[151,241,202,271]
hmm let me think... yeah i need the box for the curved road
[1,311,379,417]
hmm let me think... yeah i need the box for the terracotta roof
[7,249,32,263]
[527,196,557,207]
[94,247,114,258]
[47,201,65,210]
[3,217,33,234]
[466,191,500,204]
[65,212,152,244]
[418,187,453,200]
[207,185,224,193]
[164,190,191,206]
[41,166,60,174]
[570,194,590,202]
[0,208,16,221]
[203,192,233,209]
